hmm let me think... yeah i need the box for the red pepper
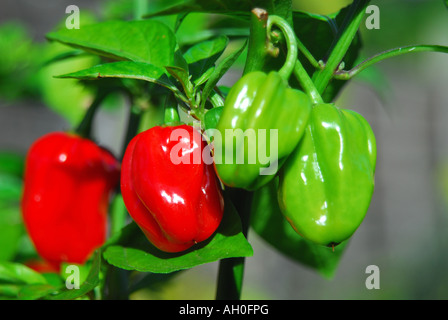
[21,132,120,269]
[121,124,224,253]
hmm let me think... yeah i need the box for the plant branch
[74,89,109,139]
[296,36,321,70]
[216,190,253,300]
[293,61,323,105]
[312,0,371,94]
[334,44,448,80]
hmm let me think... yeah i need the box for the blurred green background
[1,0,448,299]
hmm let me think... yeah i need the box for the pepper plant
[2,0,448,300]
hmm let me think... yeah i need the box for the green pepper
[278,103,376,247]
[213,71,311,191]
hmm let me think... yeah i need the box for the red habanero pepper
[120,124,224,253]
[21,132,120,270]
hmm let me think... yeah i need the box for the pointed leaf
[46,20,176,67]
[184,35,228,81]
[56,61,180,95]
[200,39,247,108]
[102,200,253,273]
[18,284,60,300]
[0,262,47,285]
[165,66,193,97]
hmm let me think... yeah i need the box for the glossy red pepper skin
[121,124,224,253]
[21,132,120,269]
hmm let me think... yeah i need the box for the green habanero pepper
[213,71,311,191]
[277,103,377,247]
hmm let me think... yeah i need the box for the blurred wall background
[1,0,448,299]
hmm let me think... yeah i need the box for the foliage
[1,0,448,300]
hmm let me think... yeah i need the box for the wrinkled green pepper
[278,103,377,247]
[213,71,311,191]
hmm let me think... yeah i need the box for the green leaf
[193,66,215,87]
[0,160,24,261]
[145,0,275,18]
[37,43,98,126]
[0,204,24,261]
[42,49,87,67]
[173,49,189,73]
[103,200,253,273]
[184,35,229,81]
[250,178,348,279]
[200,39,247,108]
[0,173,22,202]
[165,66,193,97]
[0,262,47,285]
[0,152,25,178]
[17,284,59,300]
[274,0,293,24]
[0,284,21,298]
[56,61,180,96]
[46,20,176,67]
[0,22,43,101]
[129,271,181,295]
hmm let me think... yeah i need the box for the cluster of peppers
[20,14,376,270]
[215,72,376,248]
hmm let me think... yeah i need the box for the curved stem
[334,44,448,80]
[267,15,298,81]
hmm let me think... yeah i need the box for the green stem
[267,15,298,81]
[243,8,269,76]
[74,90,108,139]
[103,100,143,301]
[216,189,253,300]
[120,103,143,160]
[133,0,147,20]
[110,193,128,236]
[312,0,371,95]
[164,94,181,125]
[296,36,321,69]
[334,44,448,80]
[293,61,323,105]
